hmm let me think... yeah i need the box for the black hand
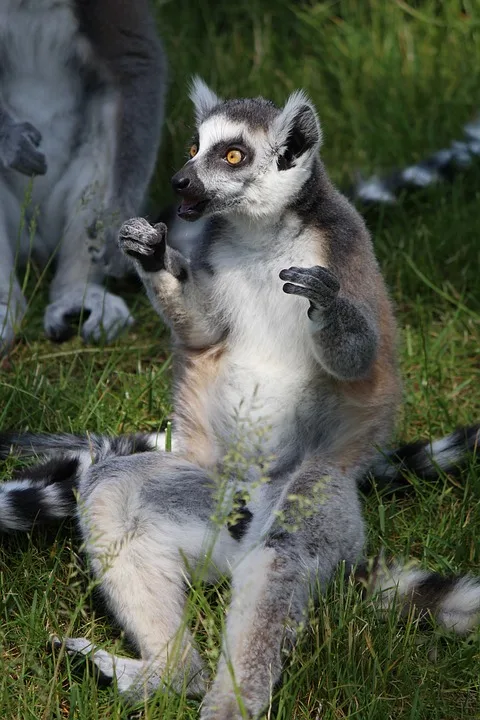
[0,121,47,176]
[118,218,167,272]
[280,265,340,313]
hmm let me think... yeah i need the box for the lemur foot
[200,693,255,720]
[280,265,340,317]
[52,636,147,694]
[53,635,207,701]
[0,120,47,176]
[44,284,134,343]
[118,218,167,272]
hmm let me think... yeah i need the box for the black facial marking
[277,152,293,171]
[206,138,254,170]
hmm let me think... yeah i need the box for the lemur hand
[118,218,167,273]
[0,120,47,176]
[280,265,340,318]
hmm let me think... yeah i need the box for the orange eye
[189,144,198,158]
[226,149,244,165]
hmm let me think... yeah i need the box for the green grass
[1,0,480,718]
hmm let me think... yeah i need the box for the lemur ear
[189,76,223,124]
[273,91,322,170]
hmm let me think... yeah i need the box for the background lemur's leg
[64,452,238,700]
[0,177,28,353]
[201,463,365,720]
[77,0,166,278]
[42,97,133,343]
[119,218,225,347]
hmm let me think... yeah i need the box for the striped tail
[0,431,161,533]
[349,114,480,205]
[366,425,479,492]
[361,558,480,636]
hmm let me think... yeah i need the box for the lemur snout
[172,175,191,192]
[171,166,203,196]
[171,167,209,221]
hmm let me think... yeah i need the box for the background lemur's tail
[359,559,480,636]
[348,114,480,205]
[365,425,479,492]
[0,432,160,532]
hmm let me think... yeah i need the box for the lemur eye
[189,144,198,158]
[225,149,244,165]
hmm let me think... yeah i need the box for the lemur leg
[201,462,365,720]
[0,176,28,354]
[42,98,133,343]
[118,218,225,347]
[62,452,238,701]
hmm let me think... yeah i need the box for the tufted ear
[273,90,322,170]
[189,76,223,124]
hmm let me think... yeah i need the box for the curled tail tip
[364,559,480,636]
[367,424,479,491]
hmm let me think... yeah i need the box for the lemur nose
[172,176,191,192]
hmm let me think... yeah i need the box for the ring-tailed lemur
[351,113,480,204]
[0,0,165,353]
[0,80,479,719]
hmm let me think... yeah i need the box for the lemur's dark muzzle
[171,165,210,222]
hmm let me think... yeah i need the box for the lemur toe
[44,286,134,344]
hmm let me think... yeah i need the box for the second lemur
[0,0,165,352]
[0,80,479,719]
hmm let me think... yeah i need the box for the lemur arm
[118,218,226,348]
[76,0,166,272]
[280,265,379,380]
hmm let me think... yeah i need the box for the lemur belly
[210,274,323,458]
[0,2,96,203]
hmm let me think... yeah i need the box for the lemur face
[170,78,323,222]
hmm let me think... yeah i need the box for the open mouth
[177,198,210,221]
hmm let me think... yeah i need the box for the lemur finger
[20,122,42,147]
[280,266,340,293]
[279,268,339,296]
[118,218,166,249]
[282,282,319,303]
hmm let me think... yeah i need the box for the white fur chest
[0,1,89,147]
[206,227,322,449]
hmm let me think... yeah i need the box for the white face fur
[173,77,323,222]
